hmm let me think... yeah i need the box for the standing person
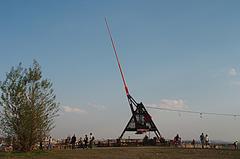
[84,135,88,149]
[234,141,238,150]
[78,137,84,149]
[200,133,204,149]
[71,134,76,149]
[89,133,95,149]
[66,136,71,149]
[48,136,53,150]
[174,134,181,146]
[191,139,196,148]
[67,136,71,144]
[205,134,209,148]
[143,135,149,146]
[40,141,43,150]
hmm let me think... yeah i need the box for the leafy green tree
[0,60,59,152]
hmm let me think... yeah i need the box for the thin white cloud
[149,99,188,110]
[63,106,87,114]
[228,68,237,76]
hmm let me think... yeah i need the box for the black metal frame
[119,94,162,140]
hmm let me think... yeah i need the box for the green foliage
[0,60,59,152]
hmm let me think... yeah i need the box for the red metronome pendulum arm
[105,18,129,96]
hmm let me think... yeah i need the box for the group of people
[172,133,239,150]
[172,133,209,148]
[46,133,95,150]
[200,133,209,148]
[69,133,95,149]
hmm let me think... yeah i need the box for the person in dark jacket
[71,134,76,149]
[84,135,88,149]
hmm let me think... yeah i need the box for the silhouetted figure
[143,135,149,146]
[234,141,238,150]
[153,137,157,146]
[89,133,95,149]
[78,137,84,149]
[200,133,204,148]
[71,134,76,149]
[175,134,180,141]
[66,136,71,144]
[174,134,181,146]
[66,136,71,149]
[191,139,196,148]
[84,135,88,149]
[48,136,52,150]
[159,137,166,144]
[39,141,43,150]
[205,134,209,148]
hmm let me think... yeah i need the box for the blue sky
[0,0,240,142]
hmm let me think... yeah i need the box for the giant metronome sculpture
[105,18,163,140]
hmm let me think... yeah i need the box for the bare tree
[0,60,59,152]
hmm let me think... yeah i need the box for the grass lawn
[0,147,239,159]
